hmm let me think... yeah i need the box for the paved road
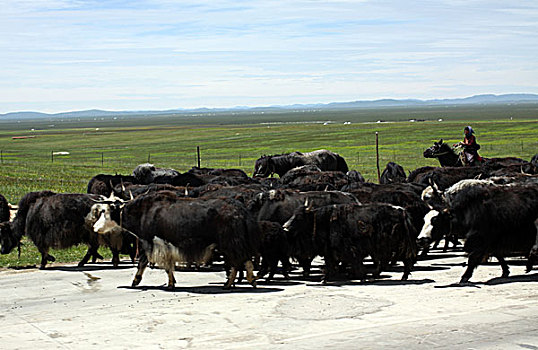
[1,251,538,349]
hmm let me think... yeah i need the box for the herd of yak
[0,146,537,289]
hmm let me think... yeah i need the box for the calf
[256,221,291,281]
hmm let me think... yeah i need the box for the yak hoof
[77,261,85,267]
[47,255,56,262]
[459,278,470,285]
[223,281,235,290]
[132,275,142,287]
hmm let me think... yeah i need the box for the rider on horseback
[453,126,482,166]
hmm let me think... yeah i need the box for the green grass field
[0,105,537,267]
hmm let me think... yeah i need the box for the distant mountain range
[2,93,538,120]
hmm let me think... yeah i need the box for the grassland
[0,105,537,267]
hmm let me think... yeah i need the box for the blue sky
[1,0,537,113]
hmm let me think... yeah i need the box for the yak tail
[12,191,56,239]
[402,210,418,261]
[336,155,349,173]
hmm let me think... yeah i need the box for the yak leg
[495,255,510,278]
[79,246,98,267]
[281,258,291,280]
[322,254,337,284]
[166,268,176,290]
[460,250,486,284]
[90,249,104,263]
[245,260,257,288]
[39,248,54,269]
[111,249,120,268]
[402,258,413,280]
[132,252,149,287]
[224,267,237,289]
[351,259,367,280]
[267,260,277,282]
[298,257,312,277]
[419,245,430,258]
[442,238,450,252]
[256,259,268,280]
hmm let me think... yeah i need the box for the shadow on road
[118,284,284,294]
[434,282,482,289]
[484,273,538,285]
[46,264,134,272]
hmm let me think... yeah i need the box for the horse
[253,149,349,178]
[423,139,528,168]
[423,139,466,167]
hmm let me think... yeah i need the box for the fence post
[1,150,2,164]
[376,132,380,183]
[239,154,241,167]
[147,153,151,164]
[51,151,54,163]
[197,146,201,168]
[101,152,104,167]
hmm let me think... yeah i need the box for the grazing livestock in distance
[283,203,417,283]
[380,162,406,184]
[91,191,260,290]
[253,149,349,178]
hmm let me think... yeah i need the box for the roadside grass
[0,236,117,269]
[0,110,536,268]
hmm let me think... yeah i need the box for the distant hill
[2,93,538,120]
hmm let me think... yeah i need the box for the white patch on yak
[421,186,434,201]
[418,210,439,240]
[148,237,216,271]
[88,204,120,235]
[269,189,277,200]
[444,179,495,205]
[445,179,494,196]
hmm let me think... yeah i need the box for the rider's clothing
[461,134,482,165]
